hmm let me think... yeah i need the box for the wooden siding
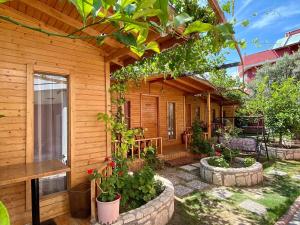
[0,7,108,225]
[125,81,185,146]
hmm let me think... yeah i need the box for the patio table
[0,160,70,225]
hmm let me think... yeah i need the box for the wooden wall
[125,81,185,146]
[0,7,108,225]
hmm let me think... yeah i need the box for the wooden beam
[19,0,124,49]
[176,77,213,92]
[207,93,211,139]
[163,80,195,93]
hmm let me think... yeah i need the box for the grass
[168,160,300,225]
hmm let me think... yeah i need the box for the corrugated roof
[285,33,300,46]
[272,37,288,49]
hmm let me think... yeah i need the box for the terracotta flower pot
[96,195,120,224]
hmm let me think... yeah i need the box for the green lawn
[168,160,300,225]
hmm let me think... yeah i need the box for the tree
[243,77,300,147]
[251,50,300,89]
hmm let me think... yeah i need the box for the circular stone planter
[267,145,300,160]
[95,176,174,225]
[199,157,263,187]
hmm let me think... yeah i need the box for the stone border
[96,176,174,225]
[199,157,263,187]
[267,146,300,160]
[275,196,300,225]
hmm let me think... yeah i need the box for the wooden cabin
[0,1,190,224]
[120,75,237,158]
[0,0,230,224]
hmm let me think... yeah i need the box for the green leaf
[241,19,249,27]
[132,9,162,19]
[174,13,193,27]
[113,31,137,46]
[70,0,94,24]
[154,0,168,26]
[92,0,102,18]
[137,0,156,10]
[124,4,136,15]
[222,1,232,14]
[0,0,9,3]
[101,0,116,10]
[119,0,135,8]
[146,41,160,53]
[137,27,149,45]
[184,21,213,35]
[130,45,145,57]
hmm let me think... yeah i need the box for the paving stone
[267,170,288,176]
[243,188,264,200]
[190,162,200,168]
[211,187,233,199]
[176,171,198,181]
[186,180,209,190]
[289,210,300,225]
[179,165,197,172]
[239,199,267,215]
[292,175,300,180]
[163,175,181,185]
[174,184,194,197]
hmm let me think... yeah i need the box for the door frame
[140,94,160,137]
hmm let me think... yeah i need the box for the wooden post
[91,179,96,222]
[207,93,211,139]
[183,96,186,131]
[105,61,112,157]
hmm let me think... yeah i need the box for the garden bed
[200,157,263,186]
[267,145,300,160]
[95,176,174,225]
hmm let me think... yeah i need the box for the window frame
[26,65,72,208]
[167,101,177,140]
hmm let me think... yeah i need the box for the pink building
[238,28,300,82]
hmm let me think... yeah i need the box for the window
[124,101,131,129]
[195,106,200,120]
[168,102,176,139]
[34,73,68,196]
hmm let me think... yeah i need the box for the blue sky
[221,0,300,75]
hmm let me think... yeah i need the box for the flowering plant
[87,158,120,202]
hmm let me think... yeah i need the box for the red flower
[104,156,110,162]
[87,168,94,175]
[215,151,222,156]
[109,161,116,168]
[115,193,121,200]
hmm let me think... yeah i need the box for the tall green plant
[191,119,212,154]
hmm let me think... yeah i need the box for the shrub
[117,166,162,211]
[208,156,229,168]
[244,157,256,167]
[142,146,163,170]
[191,120,213,154]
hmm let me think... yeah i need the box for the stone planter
[266,145,300,160]
[199,157,263,187]
[94,176,174,225]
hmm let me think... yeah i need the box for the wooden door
[141,95,158,138]
[186,104,191,128]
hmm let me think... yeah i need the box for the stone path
[289,210,300,225]
[267,170,288,176]
[211,187,233,199]
[159,163,210,198]
[239,199,267,216]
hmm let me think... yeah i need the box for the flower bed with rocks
[200,157,263,187]
[93,176,174,225]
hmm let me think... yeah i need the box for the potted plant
[88,160,120,225]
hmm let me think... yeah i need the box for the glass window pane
[34,73,68,196]
[168,103,176,139]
